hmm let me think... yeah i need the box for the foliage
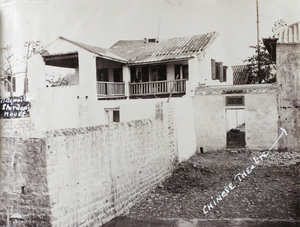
[46,73,69,87]
[243,43,276,84]
[242,19,288,84]
[272,19,287,33]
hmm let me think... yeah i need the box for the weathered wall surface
[28,83,161,131]
[0,137,51,226]
[0,118,35,137]
[245,92,278,149]
[45,104,177,226]
[171,97,197,161]
[193,85,279,151]
[193,94,225,151]
[0,102,178,226]
[277,44,300,152]
[200,35,233,86]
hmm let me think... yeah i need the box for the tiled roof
[273,21,300,44]
[110,32,219,64]
[58,37,128,63]
[232,65,249,85]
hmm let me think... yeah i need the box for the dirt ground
[123,150,300,221]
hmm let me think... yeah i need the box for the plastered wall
[277,44,300,152]
[193,85,279,151]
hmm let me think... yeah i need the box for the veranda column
[186,56,199,97]
[123,66,131,98]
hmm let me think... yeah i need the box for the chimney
[148,38,159,43]
[144,38,159,43]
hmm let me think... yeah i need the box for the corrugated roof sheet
[232,65,249,85]
[58,37,128,63]
[48,32,219,64]
[110,32,219,64]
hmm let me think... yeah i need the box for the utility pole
[157,16,161,42]
[256,0,261,83]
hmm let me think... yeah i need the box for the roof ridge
[112,31,218,44]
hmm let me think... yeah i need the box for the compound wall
[0,102,178,226]
[193,84,279,151]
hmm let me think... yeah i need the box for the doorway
[226,108,245,148]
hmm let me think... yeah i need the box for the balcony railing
[129,79,186,96]
[97,81,125,98]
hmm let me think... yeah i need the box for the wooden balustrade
[97,80,186,98]
[97,82,125,97]
[129,79,186,96]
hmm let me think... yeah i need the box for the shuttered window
[6,76,16,92]
[216,62,223,80]
[211,59,216,80]
[12,77,16,92]
[222,66,228,82]
[212,59,227,82]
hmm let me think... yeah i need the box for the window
[216,62,223,80]
[175,64,180,79]
[182,65,188,79]
[151,65,166,81]
[222,66,228,82]
[113,68,123,82]
[12,77,16,92]
[97,68,108,81]
[113,110,120,122]
[211,59,216,80]
[105,108,120,123]
[211,59,227,82]
[130,67,142,82]
[25,77,29,93]
[5,76,16,92]
[174,64,188,80]
[142,67,149,82]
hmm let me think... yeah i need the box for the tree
[243,19,288,84]
[0,45,18,97]
[0,41,42,97]
[243,42,276,84]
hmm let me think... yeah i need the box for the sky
[1,0,300,65]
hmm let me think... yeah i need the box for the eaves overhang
[58,36,128,64]
[95,53,128,64]
[42,52,79,68]
[126,56,194,66]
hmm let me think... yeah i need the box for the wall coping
[195,83,278,95]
